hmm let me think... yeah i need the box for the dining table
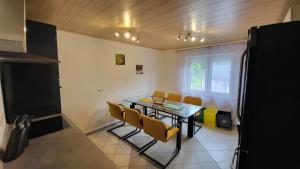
[124,97,203,150]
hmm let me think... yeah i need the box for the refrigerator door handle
[237,49,247,121]
[230,147,239,169]
[230,147,249,169]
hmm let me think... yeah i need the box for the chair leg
[121,128,139,140]
[107,121,125,133]
[140,140,180,169]
[107,121,138,139]
[193,115,202,135]
[139,139,158,154]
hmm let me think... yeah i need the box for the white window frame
[189,54,234,98]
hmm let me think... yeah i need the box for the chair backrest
[152,90,165,99]
[141,114,167,142]
[167,93,182,102]
[183,96,202,106]
[124,107,143,129]
[107,101,124,121]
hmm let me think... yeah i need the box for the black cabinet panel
[29,116,63,139]
[26,20,58,60]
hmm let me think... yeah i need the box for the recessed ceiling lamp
[200,37,205,43]
[124,32,131,39]
[115,32,119,37]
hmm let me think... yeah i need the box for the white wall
[161,50,179,93]
[57,31,163,133]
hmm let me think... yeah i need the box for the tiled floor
[88,118,238,169]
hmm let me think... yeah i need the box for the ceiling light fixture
[131,36,136,41]
[113,30,140,43]
[177,33,181,40]
[124,32,131,39]
[200,37,205,43]
[191,36,196,42]
[176,32,205,43]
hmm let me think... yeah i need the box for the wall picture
[115,54,125,65]
[136,65,143,74]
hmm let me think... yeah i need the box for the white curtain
[177,43,246,121]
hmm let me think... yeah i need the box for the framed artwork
[115,54,125,65]
[136,65,143,74]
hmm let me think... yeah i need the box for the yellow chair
[152,90,165,99]
[167,93,182,102]
[123,107,158,151]
[140,114,180,168]
[167,93,182,125]
[203,106,218,127]
[107,102,138,139]
[150,90,166,118]
[183,96,202,106]
[183,96,203,134]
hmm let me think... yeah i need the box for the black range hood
[0,51,59,64]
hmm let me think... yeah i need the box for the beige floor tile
[199,162,220,169]
[102,144,118,155]
[114,155,131,167]
[178,152,198,164]
[217,162,231,169]
[89,125,238,169]
[167,164,184,169]
[183,164,202,169]
[115,144,132,155]
[194,151,215,163]
[207,151,230,162]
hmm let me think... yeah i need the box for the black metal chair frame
[139,127,181,169]
[107,121,141,139]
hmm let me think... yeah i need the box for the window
[211,58,231,93]
[189,55,232,94]
[191,58,206,91]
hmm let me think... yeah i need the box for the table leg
[176,116,182,150]
[143,106,147,115]
[188,115,194,138]
[130,103,136,109]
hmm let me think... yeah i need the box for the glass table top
[124,97,203,118]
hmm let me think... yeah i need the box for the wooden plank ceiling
[26,0,291,50]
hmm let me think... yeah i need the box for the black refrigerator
[234,21,300,169]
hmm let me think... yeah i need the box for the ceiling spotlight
[124,32,131,39]
[191,36,196,42]
[184,36,188,42]
[136,37,140,43]
[115,32,119,37]
[131,36,136,41]
[200,37,205,43]
[177,34,181,40]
